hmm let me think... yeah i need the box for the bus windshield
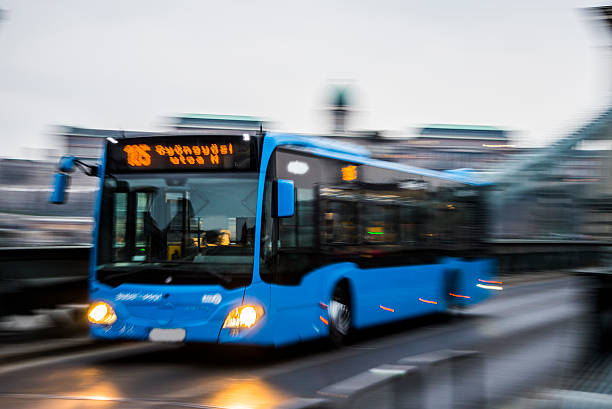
[96,173,258,287]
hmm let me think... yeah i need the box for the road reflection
[205,378,290,409]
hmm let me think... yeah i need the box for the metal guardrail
[276,350,484,409]
[0,246,91,287]
[488,239,607,273]
[318,364,418,409]
[0,246,91,316]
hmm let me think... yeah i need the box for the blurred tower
[589,6,612,71]
[600,6,612,69]
[330,87,351,134]
[597,6,612,33]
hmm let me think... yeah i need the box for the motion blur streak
[477,283,504,291]
[449,293,471,298]
[479,279,503,284]
[379,305,395,312]
[205,378,290,409]
[418,298,438,304]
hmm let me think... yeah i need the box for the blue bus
[52,131,498,346]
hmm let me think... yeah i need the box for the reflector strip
[478,278,502,284]
[379,305,395,312]
[319,302,328,309]
[320,316,329,325]
[449,293,471,299]
[418,298,438,304]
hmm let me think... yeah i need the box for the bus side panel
[322,257,497,330]
[454,257,498,305]
[229,257,497,346]
[269,263,357,346]
[341,264,445,328]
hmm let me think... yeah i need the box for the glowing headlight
[222,305,264,329]
[87,301,117,325]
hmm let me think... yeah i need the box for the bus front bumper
[90,316,274,346]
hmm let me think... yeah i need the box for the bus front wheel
[329,283,352,345]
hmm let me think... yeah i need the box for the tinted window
[259,147,488,285]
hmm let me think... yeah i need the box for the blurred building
[0,157,94,246]
[56,126,150,161]
[56,114,265,162]
[371,124,520,171]
[326,87,520,171]
[172,113,264,132]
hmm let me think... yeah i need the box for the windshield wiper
[98,265,176,282]
[98,263,231,284]
[157,261,231,284]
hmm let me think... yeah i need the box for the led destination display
[107,135,255,172]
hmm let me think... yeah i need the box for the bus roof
[267,132,491,187]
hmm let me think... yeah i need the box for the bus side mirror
[50,172,70,204]
[58,155,77,173]
[274,179,294,218]
[49,155,77,204]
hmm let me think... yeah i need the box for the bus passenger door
[264,150,323,342]
[271,185,321,341]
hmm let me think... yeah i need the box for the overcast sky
[0,0,610,159]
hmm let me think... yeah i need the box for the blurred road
[0,276,589,408]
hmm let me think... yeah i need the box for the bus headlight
[87,301,117,325]
[222,305,264,329]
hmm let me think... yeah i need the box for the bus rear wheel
[329,284,352,345]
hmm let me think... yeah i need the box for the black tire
[329,283,352,346]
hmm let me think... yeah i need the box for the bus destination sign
[107,135,254,172]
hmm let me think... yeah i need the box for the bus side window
[273,149,321,284]
[399,204,416,246]
[361,202,399,245]
[322,200,358,246]
[414,205,431,248]
[277,188,316,250]
[296,188,315,248]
